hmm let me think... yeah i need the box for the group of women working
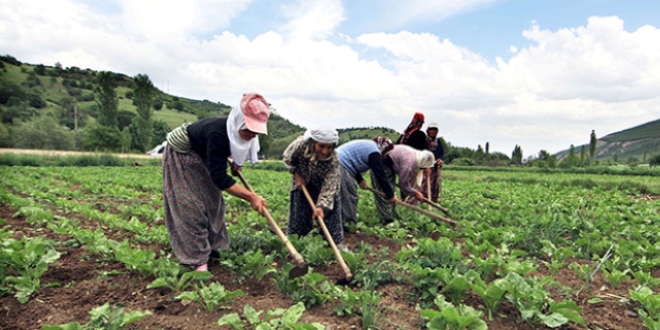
[162,93,444,271]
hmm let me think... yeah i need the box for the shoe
[337,242,350,253]
[194,263,208,272]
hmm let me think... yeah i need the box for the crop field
[1,165,659,329]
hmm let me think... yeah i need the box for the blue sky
[1,0,659,156]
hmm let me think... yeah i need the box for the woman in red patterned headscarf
[397,112,428,151]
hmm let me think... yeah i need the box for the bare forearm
[225,183,258,202]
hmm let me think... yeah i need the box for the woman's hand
[293,173,305,190]
[359,180,368,189]
[388,195,398,204]
[312,206,324,220]
[230,162,242,176]
[249,194,267,216]
[414,191,424,201]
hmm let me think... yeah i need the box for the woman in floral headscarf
[373,144,435,225]
[397,112,428,151]
[283,126,347,251]
[337,136,398,230]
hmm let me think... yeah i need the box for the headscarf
[400,112,425,143]
[417,150,435,168]
[415,150,435,187]
[226,106,260,166]
[302,126,338,163]
[303,127,339,145]
[372,136,394,156]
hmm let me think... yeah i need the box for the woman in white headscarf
[162,93,270,272]
[282,126,347,251]
[373,144,435,225]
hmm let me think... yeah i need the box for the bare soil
[0,189,647,330]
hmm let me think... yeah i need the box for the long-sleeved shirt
[385,144,421,196]
[427,136,445,161]
[337,140,394,199]
[186,117,236,190]
[283,136,341,211]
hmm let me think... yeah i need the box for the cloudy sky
[1,0,659,156]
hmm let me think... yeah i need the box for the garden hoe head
[288,256,309,279]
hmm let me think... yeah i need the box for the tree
[13,115,75,150]
[83,125,122,151]
[58,96,77,129]
[561,144,579,168]
[485,142,490,154]
[151,120,170,146]
[259,121,273,158]
[511,145,523,165]
[649,154,660,167]
[95,71,118,127]
[131,74,156,151]
[580,145,586,167]
[589,130,597,159]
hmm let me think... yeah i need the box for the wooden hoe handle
[235,170,306,269]
[366,187,456,227]
[300,185,353,281]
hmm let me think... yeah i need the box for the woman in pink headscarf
[162,93,270,272]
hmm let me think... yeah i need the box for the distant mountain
[556,118,660,161]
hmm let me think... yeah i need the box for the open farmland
[1,165,659,329]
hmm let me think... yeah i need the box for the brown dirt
[0,197,648,330]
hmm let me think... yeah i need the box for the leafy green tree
[0,80,25,104]
[153,98,164,110]
[13,115,75,150]
[83,125,122,151]
[131,74,156,151]
[95,71,118,127]
[589,130,597,159]
[34,64,46,76]
[561,145,579,168]
[485,142,489,154]
[0,122,10,147]
[649,154,660,167]
[117,110,136,131]
[259,121,273,158]
[151,120,170,146]
[57,96,77,129]
[511,145,523,165]
[580,145,586,167]
[2,97,38,124]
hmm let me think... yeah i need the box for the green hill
[555,118,660,162]
[0,54,404,157]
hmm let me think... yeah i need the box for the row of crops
[1,164,659,329]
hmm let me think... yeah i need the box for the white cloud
[117,0,252,40]
[0,0,658,156]
[279,0,345,40]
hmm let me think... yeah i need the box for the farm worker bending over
[283,126,347,252]
[162,93,270,272]
[337,137,398,230]
[422,122,445,203]
[373,144,435,225]
[397,112,428,151]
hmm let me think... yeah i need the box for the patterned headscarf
[400,112,425,143]
[372,136,394,156]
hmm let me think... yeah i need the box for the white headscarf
[303,127,339,145]
[415,150,435,187]
[227,106,260,166]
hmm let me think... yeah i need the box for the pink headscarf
[372,136,394,156]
